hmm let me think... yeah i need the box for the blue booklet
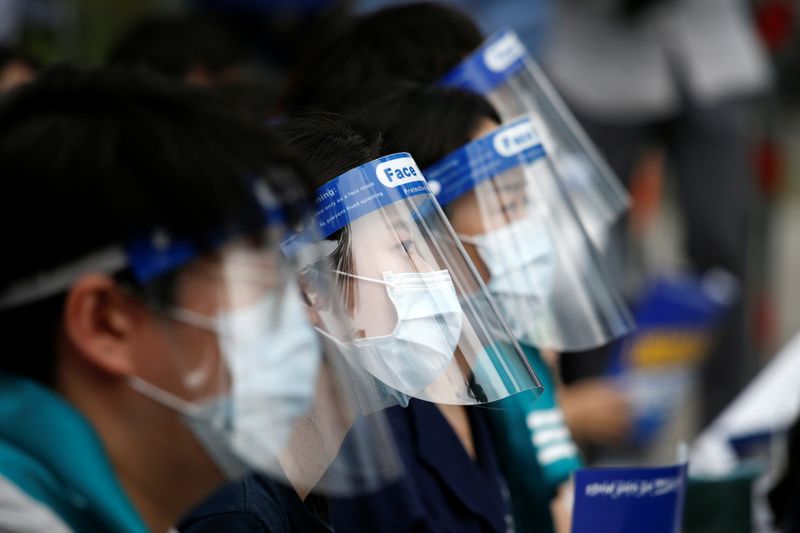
[572,463,688,533]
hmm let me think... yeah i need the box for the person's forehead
[352,209,414,237]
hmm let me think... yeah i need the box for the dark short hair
[286,2,483,111]
[107,13,244,79]
[276,110,383,311]
[355,83,500,168]
[277,110,383,188]
[0,64,311,384]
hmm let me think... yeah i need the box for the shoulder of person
[178,475,290,533]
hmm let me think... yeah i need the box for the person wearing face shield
[351,84,638,533]
[269,111,542,533]
[0,65,401,533]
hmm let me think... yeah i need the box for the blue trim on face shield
[439,29,527,95]
[311,153,431,239]
[423,116,548,207]
[125,180,286,284]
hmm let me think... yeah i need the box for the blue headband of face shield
[283,153,433,251]
[0,180,288,310]
[423,116,547,208]
[439,29,528,95]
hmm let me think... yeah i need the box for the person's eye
[501,196,529,215]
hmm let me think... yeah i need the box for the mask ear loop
[332,270,390,286]
[318,272,391,343]
[313,324,347,346]
[141,291,237,393]
[128,375,205,418]
[167,306,218,332]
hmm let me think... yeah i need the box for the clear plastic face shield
[440,29,630,249]
[284,153,542,413]
[0,182,402,498]
[424,117,635,352]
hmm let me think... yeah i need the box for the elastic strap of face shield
[0,222,269,313]
[0,179,289,311]
[0,247,129,311]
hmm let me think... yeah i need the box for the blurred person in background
[0,64,325,532]
[352,0,556,61]
[285,2,484,110]
[108,13,283,116]
[544,0,773,424]
[0,46,37,93]
[287,0,633,452]
[108,13,246,86]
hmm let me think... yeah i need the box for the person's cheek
[463,242,490,283]
[352,281,398,338]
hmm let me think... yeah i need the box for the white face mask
[460,216,556,343]
[129,282,321,478]
[334,269,463,397]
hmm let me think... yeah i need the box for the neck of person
[59,364,224,532]
[279,362,356,500]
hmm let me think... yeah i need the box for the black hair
[277,110,383,188]
[0,64,312,385]
[276,111,383,311]
[355,83,500,169]
[108,14,290,118]
[107,13,245,80]
[286,2,483,111]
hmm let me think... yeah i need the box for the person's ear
[298,276,325,328]
[62,275,145,377]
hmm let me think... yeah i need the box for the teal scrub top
[0,374,148,533]
[486,344,582,533]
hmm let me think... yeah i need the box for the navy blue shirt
[178,474,332,533]
[329,399,511,533]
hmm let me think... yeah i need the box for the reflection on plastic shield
[439,28,631,251]
[424,116,547,207]
[313,153,430,238]
[572,463,688,533]
[440,29,526,95]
